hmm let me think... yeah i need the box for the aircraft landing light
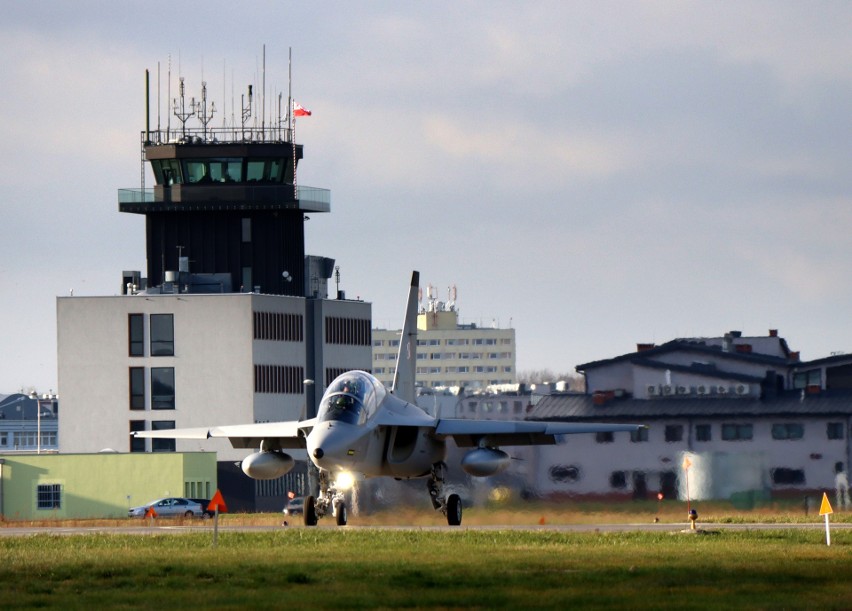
[335,472,356,490]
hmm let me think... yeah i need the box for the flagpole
[289,48,297,193]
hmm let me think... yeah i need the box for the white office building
[373,290,515,391]
[57,292,371,461]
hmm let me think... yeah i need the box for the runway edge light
[819,492,833,546]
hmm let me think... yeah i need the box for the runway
[1,521,850,537]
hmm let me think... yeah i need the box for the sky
[2,1,852,394]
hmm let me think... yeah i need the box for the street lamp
[28,392,41,454]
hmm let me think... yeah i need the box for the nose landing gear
[427,462,462,526]
[304,470,348,526]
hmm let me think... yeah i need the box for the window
[596,431,614,443]
[129,367,145,409]
[772,423,804,440]
[151,421,176,452]
[254,365,306,394]
[129,314,144,356]
[665,425,684,442]
[246,158,285,182]
[793,369,821,389]
[37,484,62,510]
[610,471,627,489]
[242,218,252,242]
[631,428,649,442]
[549,465,581,482]
[253,311,304,342]
[325,317,371,346]
[151,367,175,409]
[722,423,753,441]
[208,158,242,182]
[771,468,805,485]
[150,314,174,356]
[695,424,712,442]
[151,158,182,185]
[130,420,146,452]
[827,422,844,440]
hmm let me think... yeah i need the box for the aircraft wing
[434,418,645,447]
[135,419,317,450]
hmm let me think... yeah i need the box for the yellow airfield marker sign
[819,492,833,546]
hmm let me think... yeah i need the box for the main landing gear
[427,462,462,526]
[304,470,347,527]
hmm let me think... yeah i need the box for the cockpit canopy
[319,371,387,425]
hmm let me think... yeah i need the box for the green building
[0,453,216,520]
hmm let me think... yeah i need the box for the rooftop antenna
[173,76,196,138]
[241,84,253,139]
[261,44,266,139]
[157,61,161,135]
[167,55,172,141]
[277,92,283,140]
[196,81,216,140]
[222,60,227,128]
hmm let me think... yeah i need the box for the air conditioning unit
[736,384,749,395]
[663,385,673,395]
[676,386,688,395]
[697,385,707,395]
[717,385,728,395]
[647,385,657,395]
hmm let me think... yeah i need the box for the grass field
[3,524,852,609]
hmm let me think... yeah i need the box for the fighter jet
[137,271,645,526]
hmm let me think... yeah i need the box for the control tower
[118,76,330,296]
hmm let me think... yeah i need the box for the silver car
[128,497,203,518]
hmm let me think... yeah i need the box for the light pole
[28,392,41,454]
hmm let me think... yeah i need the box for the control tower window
[209,158,242,182]
[184,160,212,183]
[151,159,182,185]
[246,159,286,182]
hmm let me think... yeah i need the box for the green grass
[2,528,852,609]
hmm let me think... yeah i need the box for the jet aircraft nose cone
[313,447,324,459]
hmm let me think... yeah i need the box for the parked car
[128,497,204,518]
[282,497,304,516]
[188,498,216,518]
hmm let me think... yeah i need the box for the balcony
[118,184,331,214]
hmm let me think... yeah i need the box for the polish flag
[293,102,312,117]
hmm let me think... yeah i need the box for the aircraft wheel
[304,495,318,526]
[336,502,348,526]
[447,494,462,526]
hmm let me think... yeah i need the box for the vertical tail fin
[391,271,419,404]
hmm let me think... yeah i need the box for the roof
[631,357,766,384]
[0,393,56,421]
[528,390,852,422]
[577,338,791,371]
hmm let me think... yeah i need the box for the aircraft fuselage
[307,418,446,479]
